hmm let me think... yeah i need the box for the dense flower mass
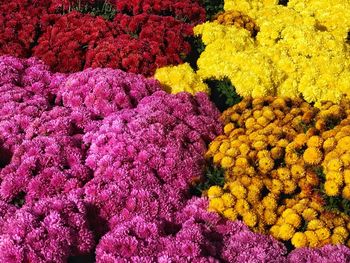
[3,0,350,261]
[155,63,209,94]
[96,197,288,262]
[0,0,206,75]
[0,196,94,263]
[206,96,350,248]
[193,0,350,106]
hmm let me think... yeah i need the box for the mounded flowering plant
[0,0,206,75]
[205,96,350,249]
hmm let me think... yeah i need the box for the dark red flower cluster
[0,0,205,76]
[112,0,206,24]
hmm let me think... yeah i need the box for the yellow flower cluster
[194,1,350,106]
[154,63,209,94]
[206,96,350,248]
[214,10,259,36]
[320,106,350,198]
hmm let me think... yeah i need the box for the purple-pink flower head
[0,196,94,263]
[0,135,92,205]
[56,67,161,118]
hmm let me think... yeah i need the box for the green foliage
[185,36,206,70]
[200,0,224,20]
[67,0,117,20]
[191,164,225,196]
[206,78,242,112]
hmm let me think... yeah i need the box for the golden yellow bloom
[327,158,344,172]
[270,179,283,194]
[333,226,349,239]
[285,152,299,165]
[223,208,238,221]
[258,157,274,173]
[219,141,231,154]
[252,140,267,150]
[271,146,284,160]
[323,138,336,151]
[325,171,344,185]
[337,136,350,153]
[302,208,318,221]
[331,233,345,244]
[262,195,278,210]
[305,231,320,248]
[294,134,308,146]
[239,143,250,156]
[213,152,225,163]
[342,185,350,199]
[228,181,247,199]
[235,199,250,215]
[264,209,277,225]
[285,213,302,228]
[308,219,326,230]
[303,147,323,165]
[243,211,258,227]
[292,232,308,248]
[277,167,291,181]
[344,170,350,184]
[221,156,234,168]
[291,164,305,179]
[235,157,250,168]
[324,180,340,196]
[307,136,323,148]
[224,123,235,135]
[270,225,280,238]
[209,198,225,213]
[221,193,236,207]
[340,153,350,167]
[278,224,296,241]
[207,186,223,198]
[315,228,331,241]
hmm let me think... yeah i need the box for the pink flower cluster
[1,56,349,262]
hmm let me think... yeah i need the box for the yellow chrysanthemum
[221,156,234,168]
[324,180,340,196]
[285,213,302,228]
[307,136,323,148]
[243,211,258,227]
[278,224,296,241]
[207,186,224,198]
[209,198,225,213]
[342,185,350,200]
[228,182,247,199]
[221,193,235,207]
[308,219,326,230]
[264,209,277,225]
[331,233,346,244]
[258,157,274,173]
[262,195,278,210]
[315,228,331,241]
[325,171,343,185]
[292,232,308,248]
[327,158,344,172]
[302,208,318,221]
[154,63,209,94]
[303,147,323,165]
[323,138,336,151]
[305,231,320,247]
[235,199,250,215]
[223,208,239,221]
[333,226,349,239]
[291,165,306,179]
